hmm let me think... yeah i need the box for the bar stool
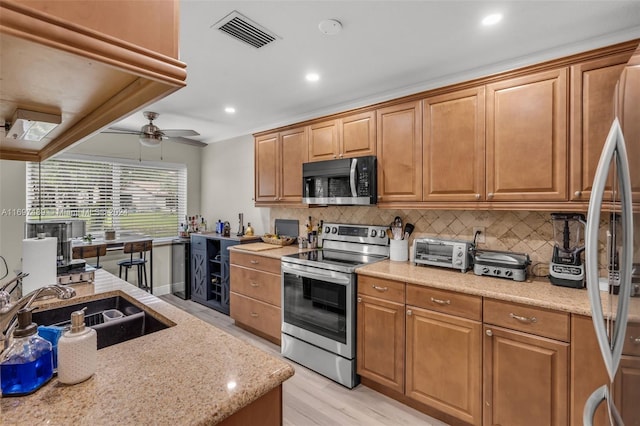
[117,240,153,293]
[72,243,107,269]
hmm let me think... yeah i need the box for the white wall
[200,134,270,235]
[0,134,202,295]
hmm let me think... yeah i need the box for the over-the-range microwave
[302,155,377,205]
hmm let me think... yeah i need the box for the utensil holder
[390,239,408,262]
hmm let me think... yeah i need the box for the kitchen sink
[32,295,172,349]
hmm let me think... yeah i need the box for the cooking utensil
[403,223,414,239]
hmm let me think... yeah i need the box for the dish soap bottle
[57,308,97,385]
[245,222,254,236]
[0,308,54,396]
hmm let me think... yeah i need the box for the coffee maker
[549,213,586,288]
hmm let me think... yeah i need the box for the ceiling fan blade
[165,136,207,147]
[103,127,140,135]
[160,129,200,137]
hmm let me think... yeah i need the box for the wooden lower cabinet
[572,314,640,426]
[230,252,282,344]
[483,325,569,426]
[406,306,482,426]
[356,294,405,393]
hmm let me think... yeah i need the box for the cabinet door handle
[339,153,343,158]
[575,191,582,197]
[407,309,412,316]
[486,329,493,337]
[430,297,451,305]
[273,197,278,201]
[487,192,494,199]
[372,285,388,292]
[250,281,259,287]
[475,193,481,200]
[510,313,537,323]
[250,312,259,318]
[250,260,260,264]
[357,297,362,303]
[631,336,640,345]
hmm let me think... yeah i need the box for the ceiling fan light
[139,133,162,147]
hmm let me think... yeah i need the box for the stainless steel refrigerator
[584,45,639,425]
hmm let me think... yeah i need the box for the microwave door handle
[350,159,358,197]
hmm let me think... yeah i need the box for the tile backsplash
[269,207,640,277]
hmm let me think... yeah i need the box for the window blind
[26,157,187,238]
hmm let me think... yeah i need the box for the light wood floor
[160,294,449,426]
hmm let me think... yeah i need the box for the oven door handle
[350,158,358,198]
[282,263,352,286]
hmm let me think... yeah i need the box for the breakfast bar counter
[1,270,294,425]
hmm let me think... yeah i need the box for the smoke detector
[318,19,342,35]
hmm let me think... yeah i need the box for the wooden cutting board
[235,242,281,252]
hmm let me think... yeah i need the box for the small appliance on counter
[549,213,586,288]
[473,249,531,282]
[412,237,474,272]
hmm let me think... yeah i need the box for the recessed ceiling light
[305,73,320,82]
[225,107,236,113]
[482,13,503,26]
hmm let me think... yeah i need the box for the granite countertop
[228,243,307,259]
[1,270,294,425]
[357,260,640,321]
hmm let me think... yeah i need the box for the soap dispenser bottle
[0,308,54,396]
[57,309,97,385]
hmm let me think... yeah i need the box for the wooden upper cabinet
[486,68,568,202]
[0,0,186,161]
[422,87,486,202]
[308,111,376,162]
[376,101,423,203]
[618,52,640,201]
[255,133,279,202]
[254,128,307,204]
[570,54,629,201]
[280,127,308,202]
[340,111,376,158]
[309,120,339,161]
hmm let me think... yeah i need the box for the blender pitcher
[549,213,586,288]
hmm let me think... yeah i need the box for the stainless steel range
[281,223,389,388]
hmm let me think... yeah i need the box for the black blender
[549,213,586,288]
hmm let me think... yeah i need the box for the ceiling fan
[104,111,206,147]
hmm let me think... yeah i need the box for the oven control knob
[482,267,490,274]
[370,229,377,238]
[494,269,501,275]
[455,260,462,266]
[505,270,513,277]
[332,227,338,234]
[325,226,331,234]
[379,230,387,239]
[457,251,463,257]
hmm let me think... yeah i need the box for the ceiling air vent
[213,11,279,49]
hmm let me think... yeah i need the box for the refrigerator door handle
[586,118,633,382]
[583,385,623,426]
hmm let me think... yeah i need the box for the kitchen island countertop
[1,270,294,425]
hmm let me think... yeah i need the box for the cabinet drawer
[624,320,640,356]
[230,251,281,274]
[358,275,405,304]
[406,284,482,321]
[484,299,570,342]
[230,292,281,341]
[191,235,206,250]
[230,265,281,307]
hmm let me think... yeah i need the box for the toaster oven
[412,237,474,272]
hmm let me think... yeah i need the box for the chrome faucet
[0,284,76,353]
